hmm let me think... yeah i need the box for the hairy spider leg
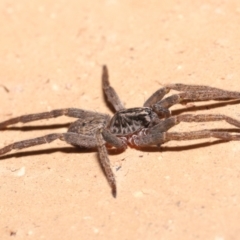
[0,132,98,156]
[129,114,240,146]
[144,83,240,117]
[0,108,109,129]
[102,65,125,112]
[96,129,117,197]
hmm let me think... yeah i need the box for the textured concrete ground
[1,0,240,239]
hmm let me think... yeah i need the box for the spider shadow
[0,146,98,161]
[172,99,240,115]
[137,139,234,153]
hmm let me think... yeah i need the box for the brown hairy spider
[1,66,240,197]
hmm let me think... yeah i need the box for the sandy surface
[1,0,240,239]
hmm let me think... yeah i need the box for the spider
[1,66,240,197]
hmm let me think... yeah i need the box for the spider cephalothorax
[1,65,240,197]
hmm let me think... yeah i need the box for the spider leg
[130,113,240,146]
[0,126,124,197]
[102,65,125,112]
[132,129,240,147]
[102,128,127,149]
[0,132,98,156]
[96,128,117,197]
[145,83,240,116]
[176,114,240,128]
[158,88,240,109]
[0,108,108,129]
[95,128,127,197]
[165,83,240,95]
[165,130,240,142]
[143,83,225,111]
[129,117,176,146]
[0,130,119,195]
[143,87,170,107]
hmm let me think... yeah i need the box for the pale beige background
[1,0,240,239]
